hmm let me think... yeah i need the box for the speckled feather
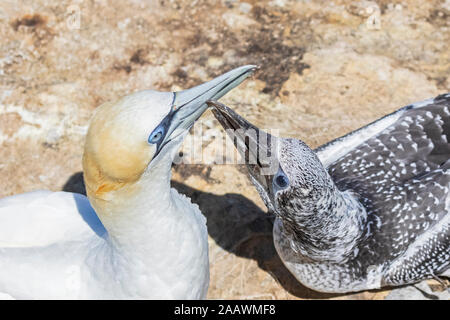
[211,94,450,293]
[306,93,450,290]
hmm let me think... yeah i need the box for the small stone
[46,128,62,145]
[207,56,223,68]
[270,0,286,8]
[117,18,130,30]
[239,2,252,14]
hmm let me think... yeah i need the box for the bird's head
[208,101,331,220]
[83,66,256,206]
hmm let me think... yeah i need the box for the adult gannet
[0,65,256,299]
[208,93,450,295]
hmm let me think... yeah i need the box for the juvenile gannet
[0,65,256,299]
[208,93,450,294]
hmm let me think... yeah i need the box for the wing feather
[315,94,450,169]
[0,191,106,248]
[315,93,450,279]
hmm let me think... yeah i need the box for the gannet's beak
[156,65,257,154]
[207,101,280,189]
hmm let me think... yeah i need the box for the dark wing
[324,94,450,185]
[316,93,450,172]
[315,93,450,280]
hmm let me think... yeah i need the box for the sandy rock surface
[0,0,449,299]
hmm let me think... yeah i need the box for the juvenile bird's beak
[207,101,280,189]
[158,65,257,152]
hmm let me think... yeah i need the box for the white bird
[0,65,256,299]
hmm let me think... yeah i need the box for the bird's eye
[148,126,165,144]
[274,174,289,189]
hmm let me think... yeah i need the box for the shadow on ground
[63,171,345,299]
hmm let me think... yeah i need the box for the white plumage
[0,65,255,299]
[0,189,209,299]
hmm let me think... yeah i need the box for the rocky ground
[0,0,449,299]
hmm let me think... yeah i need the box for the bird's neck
[94,178,172,250]
[280,175,368,263]
[87,160,203,264]
[87,171,209,299]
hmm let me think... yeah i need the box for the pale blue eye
[148,126,165,144]
[274,173,289,189]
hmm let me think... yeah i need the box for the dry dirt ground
[0,0,449,299]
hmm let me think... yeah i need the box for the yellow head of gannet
[83,65,255,218]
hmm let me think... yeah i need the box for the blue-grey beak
[161,65,257,147]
